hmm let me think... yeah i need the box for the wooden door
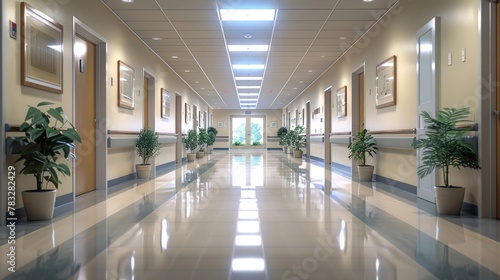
[144,76,149,129]
[358,72,365,131]
[75,35,96,195]
[497,4,500,219]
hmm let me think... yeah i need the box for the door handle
[494,110,500,118]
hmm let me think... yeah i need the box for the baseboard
[213,148,229,150]
[156,161,177,174]
[309,155,324,162]
[108,173,136,188]
[267,148,282,150]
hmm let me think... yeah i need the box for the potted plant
[412,107,480,214]
[348,129,378,181]
[277,126,288,153]
[135,127,162,179]
[184,128,198,161]
[13,102,81,220]
[207,131,216,153]
[207,126,218,153]
[197,127,208,158]
[290,125,305,158]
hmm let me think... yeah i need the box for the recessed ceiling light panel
[228,45,269,52]
[220,9,276,21]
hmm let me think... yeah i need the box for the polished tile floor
[1,150,500,280]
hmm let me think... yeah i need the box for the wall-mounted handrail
[107,129,140,135]
[368,128,416,134]
[330,131,351,136]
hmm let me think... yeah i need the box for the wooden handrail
[5,124,19,132]
[330,131,351,136]
[107,129,140,135]
[368,128,416,135]
[156,132,178,136]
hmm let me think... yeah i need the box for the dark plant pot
[136,164,151,179]
[22,189,57,221]
[434,186,465,215]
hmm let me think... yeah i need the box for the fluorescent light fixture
[233,64,265,70]
[235,235,262,246]
[240,99,258,102]
[220,9,276,21]
[237,221,260,233]
[235,77,262,81]
[239,94,259,97]
[232,258,265,271]
[237,86,260,90]
[228,45,269,52]
[238,211,259,219]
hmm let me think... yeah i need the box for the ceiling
[101,0,398,110]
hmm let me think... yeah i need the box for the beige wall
[5,0,210,204]
[286,0,480,203]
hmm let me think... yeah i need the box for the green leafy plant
[233,141,243,146]
[288,125,306,151]
[412,107,480,187]
[251,141,261,146]
[207,131,216,147]
[135,127,162,165]
[13,102,82,191]
[207,126,218,136]
[348,129,378,166]
[198,127,208,151]
[277,127,288,146]
[184,128,198,153]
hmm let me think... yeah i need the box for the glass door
[231,116,265,148]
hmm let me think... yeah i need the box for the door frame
[229,115,266,149]
[143,70,156,177]
[74,19,107,194]
[0,0,6,226]
[175,93,183,163]
[351,64,366,180]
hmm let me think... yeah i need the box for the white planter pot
[196,151,205,158]
[22,189,57,221]
[434,186,465,215]
[136,164,151,179]
[187,153,196,162]
[293,149,303,158]
[357,165,374,181]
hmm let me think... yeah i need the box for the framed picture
[185,103,191,123]
[217,121,223,128]
[21,2,63,94]
[336,86,347,118]
[118,60,135,109]
[376,55,397,108]
[270,121,277,128]
[161,88,170,119]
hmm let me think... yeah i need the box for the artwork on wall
[118,60,135,109]
[376,55,397,108]
[185,103,191,123]
[336,86,347,118]
[270,121,277,128]
[161,88,170,119]
[301,108,305,125]
[21,2,63,94]
[217,121,223,128]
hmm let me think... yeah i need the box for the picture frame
[185,103,191,123]
[270,121,277,128]
[217,121,224,128]
[21,2,63,94]
[161,88,170,119]
[118,60,135,109]
[336,86,347,118]
[376,55,397,108]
